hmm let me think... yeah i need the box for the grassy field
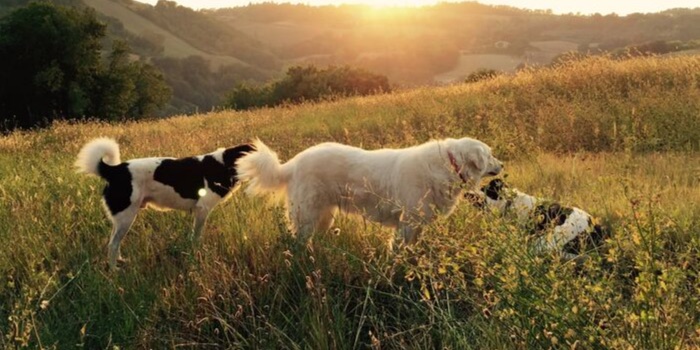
[1,56,699,348]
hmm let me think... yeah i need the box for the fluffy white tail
[75,138,121,176]
[236,139,289,196]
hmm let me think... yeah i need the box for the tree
[0,2,105,128]
[94,40,171,120]
[223,65,391,111]
[0,3,170,130]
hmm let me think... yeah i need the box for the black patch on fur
[223,144,254,169]
[562,221,610,255]
[482,178,506,200]
[533,202,573,232]
[153,144,254,200]
[154,157,205,200]
[202,155,232,197]
[98,161,133,215]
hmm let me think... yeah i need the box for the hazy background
[135,0,700,15]
[2,0,700,123]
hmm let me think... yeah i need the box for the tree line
[0,2,170,130]
[224,65,391,110]
[0,2,391,131]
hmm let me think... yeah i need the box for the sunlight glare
[364,0,435,8]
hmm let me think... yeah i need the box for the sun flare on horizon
[134,0,700,15]
[354,0,438,7]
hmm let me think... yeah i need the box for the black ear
[483,178,505,200]
[223,143,254,167]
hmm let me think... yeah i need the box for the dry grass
[1,55,699,348]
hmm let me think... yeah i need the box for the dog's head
[482,178,507,201]
[465,178,509,209]
[446,137,503,185]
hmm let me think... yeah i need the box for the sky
[135,0,700,15]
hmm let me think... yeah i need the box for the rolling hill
[84,0,247,68]
[0,55,699,348]
[3,0,700,114]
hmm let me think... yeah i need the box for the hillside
[3,1,700,116]
[214,3,700,84]
[1,56,699,348]
[83,0,246,67]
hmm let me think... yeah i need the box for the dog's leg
[397,204,428,245]
[293,208,334,242]
[192,206,211,241]
[398,221,422,245]
[316,207,336,233]
[289,203,334,243]
[108,207,138,271]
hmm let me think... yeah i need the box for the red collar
[448,151,467,183]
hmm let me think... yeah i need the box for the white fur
[237,137,502,244]
[484,189,538,223]
[533,208,592,258]
[75,138,120,175]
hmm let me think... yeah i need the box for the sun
[356,0,438,8]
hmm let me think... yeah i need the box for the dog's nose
[489,161,503,176]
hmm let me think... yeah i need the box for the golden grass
[1,55,699,348]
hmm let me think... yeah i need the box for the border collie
[75,138,253,270]
[236,137,502,245]
[465,179,608,259]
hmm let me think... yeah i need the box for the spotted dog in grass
[75,138,254,270]
[465,178,609,260]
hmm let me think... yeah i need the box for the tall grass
[1,56,699,348]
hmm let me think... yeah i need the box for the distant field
[434,41,580,83]
[434,53,523,83]
[84,0,246,68]
[526,40,580,64]
[666,48,700,57]
[1,56,699,348]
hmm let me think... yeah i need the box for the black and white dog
[75,138,254,270]
[465,179,608,260]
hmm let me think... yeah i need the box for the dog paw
[115,257,129,270]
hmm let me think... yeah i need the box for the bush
[464,69,501,83]
[224,65,391,110]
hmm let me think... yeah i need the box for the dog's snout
[487,159,503,176]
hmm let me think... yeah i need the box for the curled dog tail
[235,138,289,197]
[75,138,121,178]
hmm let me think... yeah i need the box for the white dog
[75,138,253,270]
[236,137,502,244]
[465,179,608,259]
